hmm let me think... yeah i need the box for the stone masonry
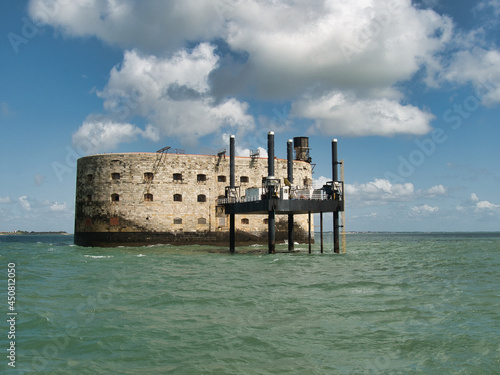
[74,152,313,247]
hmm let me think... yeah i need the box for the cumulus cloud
[29,0,500,143]
[18,196,31,211]
[73,43,255,150]
[457,192,500,213]
[72,119,157,154]
[49,202,68,212]
[344,178,447,206]
[0,197,12,204]
[435,48,500,106]
[410,204,439,216]
[292,91,434,137]
[28,0,225,53]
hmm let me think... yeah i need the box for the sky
[1,0,499,233]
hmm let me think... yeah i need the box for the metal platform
[220,132,345,254]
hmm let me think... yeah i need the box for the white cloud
[49,202,68,212]
[410,204,439,216]
[76,44,255,149]
[345,179,447,206]
[28,0,225,53]
[426,184,448,197]
[292,91,434,137]
[346,178,415,204]
[0,197,12,204]
[436,48,500,105]
[72,119,156,154]
[458,192,500,213]
[18,196,31,211]
[476,200,500,210]
[29,0,500,140]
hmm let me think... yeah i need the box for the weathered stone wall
[74,152,313,246]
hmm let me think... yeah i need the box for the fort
[74,140,315,247]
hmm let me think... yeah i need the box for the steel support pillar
[332,139,340,253]
[229,135,235,253]
[287,139,294,252]
[268,131,276,254]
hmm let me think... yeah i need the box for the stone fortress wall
[74,152,313,247]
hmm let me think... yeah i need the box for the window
[86,195,92,203]
[86,174,93,182]
[173,194,182,202]
[111,173,120,180]
[197,174,207,182]
[173,218,182,224]
[111,194,120,202]
[173,173,182,182]
[110,217,119,226]
[240,176,249,183]
[144,172,154,182]
[198,218,207,224]
[263,218,269,224]
[218,175,226,183]
[197,194,207,203]
[241,218,249,225]
[144,193,153,202]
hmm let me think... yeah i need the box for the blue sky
[1,0,499,233]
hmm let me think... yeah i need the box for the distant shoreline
[0,231,70,236]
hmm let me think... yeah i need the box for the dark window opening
[173,218,182,224]
[241,218,249,224]
[218,175,226,182]
[144,193,153,202]
[111,194,120,202]
[144,172,154,182]
[197,174,207,182]
[173,173,182,182]
[240,176,249,183]
[111,173,120,180]
[197,194,207,202]
[86,174,93,182]
[173,194,182,202]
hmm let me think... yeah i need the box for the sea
[0,232,499,375]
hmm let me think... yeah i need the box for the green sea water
[1,232,499,374]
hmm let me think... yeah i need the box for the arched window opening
[144,172,154,182]
[173,194,182,202]
[111,173,120,180]
[144,193,153,202]
[197,194,207,202]
[111,194,120,202]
